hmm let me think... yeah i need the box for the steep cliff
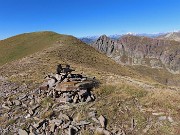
[92,35,180,74]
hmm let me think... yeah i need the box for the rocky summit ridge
[91,35,180,74]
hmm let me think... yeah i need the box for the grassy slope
[0,32,179,134]
[0,31,67,66]
[0,32,146,84]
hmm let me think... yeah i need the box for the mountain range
[80,32,165,44]
[91,34,180,73]
[0,31,180,134]
[157,31,180,42]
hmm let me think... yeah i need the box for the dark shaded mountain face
[91,35,180,74]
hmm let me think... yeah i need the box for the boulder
[59,113,70,121]
[95,127,111,135]
[18,129,28,135]
[69,125,78,135]
[73,95,79,103]
[92,117,100,123]
[66,96,73,103]
[28,108,34,115]
[18,94,27,100]
[86,96,92,103]
[90,94,96,101]
[13,100,21,106]
[62,121,71,129]
[98,115,107,129]
[7,100,13,106]
[50,119,63,126]
[88,111,97,118]
[2,104,10,110]
[50,123,56,132]
[158,116,167,121]
[167,116,174,123]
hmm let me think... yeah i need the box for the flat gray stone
[50,123,55,132]
[62,121,71,129]
[86,96,92,103]
[2,104,10,110]
[96,128,111,135]
[14,100,21,106]
[168,116,174,123]
[158,116,166,121]
[92,117,99,123]
[88,111,96,118]
[51,119,63,126]
[18,94,27,100]
[18,129,28,135]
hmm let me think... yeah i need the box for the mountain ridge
[0,31,180,134]
[0,31,73,66]
[92,34,180,74]
[157,31,180,42]
[79,33,165,44]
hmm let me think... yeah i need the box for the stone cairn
[14,65,115,135]
[1,64,124,135]
[39,64,97,104]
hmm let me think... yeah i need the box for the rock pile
[39,64,97,104]
[1,64,117,135]
[18,111,112,135]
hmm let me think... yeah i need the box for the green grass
[0,31,69,66]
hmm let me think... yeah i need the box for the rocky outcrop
[91,35,180,74]
[158,32,180,42]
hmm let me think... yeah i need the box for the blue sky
[0,0,180,39]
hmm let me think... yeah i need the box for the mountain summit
[158,31,180,42]
[92,35,180,74]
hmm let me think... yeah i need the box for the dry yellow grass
[141,89,180,111]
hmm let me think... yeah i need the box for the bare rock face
[92,35,180,74]
[92,35,116,56]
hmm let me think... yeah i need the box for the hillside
[158,32,180,42]
[0,32,143,81]
[0,31,69,66]
[0,32,180,135]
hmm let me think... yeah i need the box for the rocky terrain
[91,35,180,74]
[158,31,180,42]
[80,33,164,44]
[0,65,114,135]
[0,31,180,135]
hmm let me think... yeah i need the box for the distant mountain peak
[99,34,109,39]
[158,31,180,42]
[91,33,180,74]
